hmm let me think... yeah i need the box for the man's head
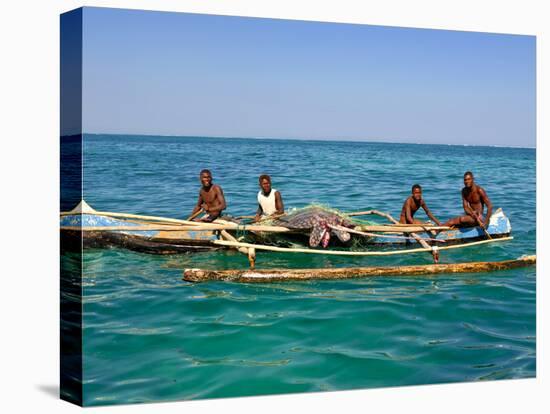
[411,184,422,201]
[200,169,212,188]
[463,171,474,188]
[259,174,272,194]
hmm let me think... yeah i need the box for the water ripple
[76,136,535,405]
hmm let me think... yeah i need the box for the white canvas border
[0,0,546,413]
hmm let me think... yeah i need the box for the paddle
[236,212,286,222]
[235,215,255,220]
[474,214,492,240]
[187,208,205,221]
[462,200,492,240]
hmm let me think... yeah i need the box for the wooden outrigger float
[61,200,518,270]
[183,255,536,283]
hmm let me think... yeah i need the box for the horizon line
[66,132,536,150]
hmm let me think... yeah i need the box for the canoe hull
[60,213,222,254]
[248,209,511,247]
[60,209,512,254]
[368,208,511,245]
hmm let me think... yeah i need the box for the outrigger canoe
[60,201,512,256]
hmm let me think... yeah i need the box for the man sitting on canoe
[254,174,284,222]
[444,171,493,229]
[399,184,442,225]
[189,169,227,222]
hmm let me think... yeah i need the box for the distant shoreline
[62,132,536,150]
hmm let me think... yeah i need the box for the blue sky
[79,7,536,147]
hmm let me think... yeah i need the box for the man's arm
[479,187,493,228]
[190,193,204,216]
[422,202,442,226]
[275,191,284,215]
[255,204,263,222]
[404,200,414,224]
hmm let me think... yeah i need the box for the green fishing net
[258,203,378,226]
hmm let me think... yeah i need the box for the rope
[236,222,248,239]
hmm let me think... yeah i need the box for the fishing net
[258,203,378,226]
[245,204,386,249]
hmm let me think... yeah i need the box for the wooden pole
[63,223,449,234]
[346,209,400,223]
[349,210,437,261]
[187,208,204,221]
[62,209,449,233]
[354,224,450,232]
[219,230,249,255]
[61,223,291,232]
[61,210,218,227]
[212,236,513,256]
[235,215,256,220]
[328,224,445,243]
[183,255,535,282]
[248,248,256,269]
[62,222,454,236]
[475,216,492,240]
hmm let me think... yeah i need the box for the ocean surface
[69,134,536,405]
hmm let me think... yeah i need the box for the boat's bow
[60,200,221,253]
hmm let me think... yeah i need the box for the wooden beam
[346,209,399,222]
[354,224,450,233]
[60,223,291,232]
[329,224,445,243]
[220,230,249,255]
[212,236,513,256]
[60,210,221,227]
[183,255,536,282]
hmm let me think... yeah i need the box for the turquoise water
[75,134,535,405]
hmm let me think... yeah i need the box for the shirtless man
[444,171,492,229]
[254,174,284,222]
[400,184,442,225]
[189,169,227,222]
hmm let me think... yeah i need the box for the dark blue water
[75,134,535,405]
